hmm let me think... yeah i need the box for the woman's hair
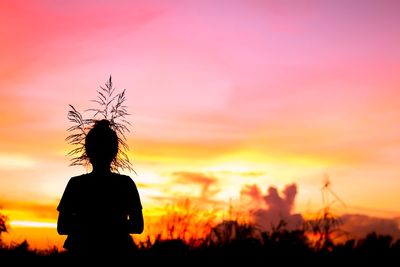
[85,119,119,165]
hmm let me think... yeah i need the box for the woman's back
[57,172,142,257]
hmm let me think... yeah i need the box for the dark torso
[58,172,141,254]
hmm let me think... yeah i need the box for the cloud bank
[241,183,303,231]
[240,183,400,239]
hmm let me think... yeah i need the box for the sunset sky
[1,0,400,250]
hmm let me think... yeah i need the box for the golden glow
[0,153,36,169]
[10,220,57,229]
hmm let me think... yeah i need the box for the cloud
[340,214,400,240]
[0,1,163,85]
[172,171,220,199]
[240,184,263,204]
[241,183,400,239]
[264,184,297,216]
[241,183,303,231]
[0,153,36,170]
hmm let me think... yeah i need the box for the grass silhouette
[1,204,400,265]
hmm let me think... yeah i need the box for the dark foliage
[1,224,399,265]
[0,213,6,238]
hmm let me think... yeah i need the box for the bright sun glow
[0,153,36,169]
[10,220,57,229]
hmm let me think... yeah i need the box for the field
[1,217,400,266]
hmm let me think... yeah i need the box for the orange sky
[1,0,400,250]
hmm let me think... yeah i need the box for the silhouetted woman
[57,119,144,263]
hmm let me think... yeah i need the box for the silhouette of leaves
[66,76,134,173]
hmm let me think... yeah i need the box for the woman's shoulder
[111,173,137,185]
[70,173,90,179]
[68,173,90,184]
[111,172,133,180]
[71,173,90,180]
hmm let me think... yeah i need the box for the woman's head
[85,119,118,167]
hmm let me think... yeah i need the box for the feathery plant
[66,76,134,173]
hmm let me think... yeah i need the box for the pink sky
[1,0,400,249]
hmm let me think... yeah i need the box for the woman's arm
[57,211,77,235]
[57,177,77,235]
[127,210,144,234]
